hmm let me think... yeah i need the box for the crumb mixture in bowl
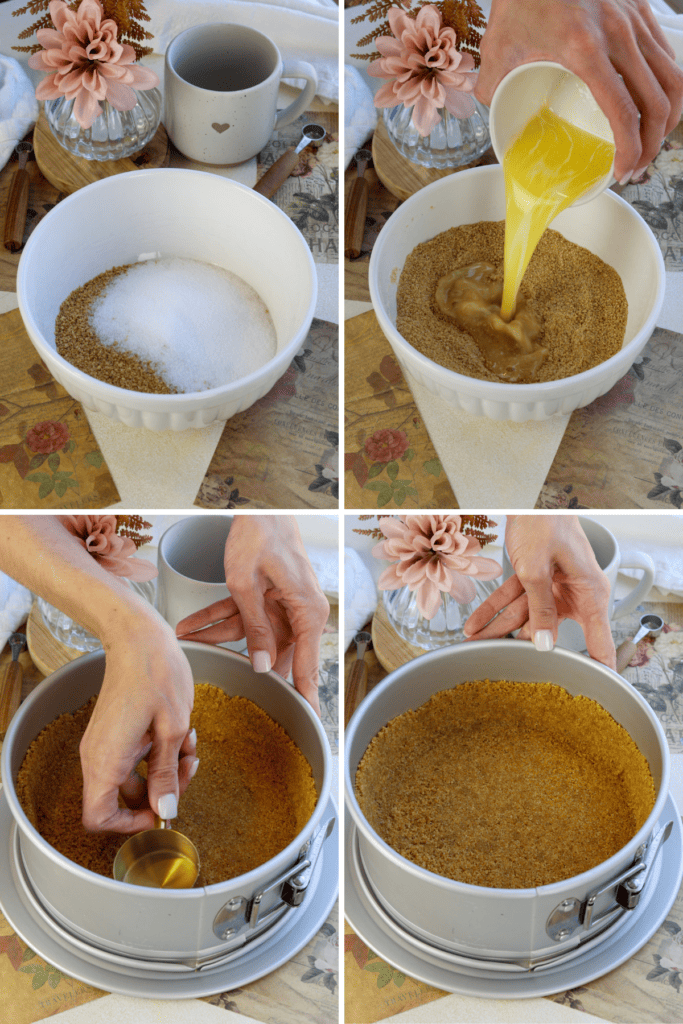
[395,222,628,384]
[16,683,317,885]
[355,680,655,889]
[55,257,277,395]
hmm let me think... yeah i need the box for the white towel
[344,65,377,168]
[587,514,683,597]
[0,571,33,653]
[145,0,339,103]
[344,547,377,650]
[0,56,38,173]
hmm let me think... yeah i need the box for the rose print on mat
[0,417,104,500]
[364,428,409,463]
[301,922,338,993]
[536,483,588,509]
[345,933,405,989]
[648,438,683,508]
[648,920,683,991]
[0,939,68,990]
[345,353,453,508]
[25,420,70,453]
[309,430,338,499]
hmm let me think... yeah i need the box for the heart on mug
[212,122,230,133]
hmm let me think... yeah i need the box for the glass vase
[37,578,156,652]
[44,86,162,161]
[383,100,490,170]
[383,577,499,650]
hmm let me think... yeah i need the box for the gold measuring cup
[113,815,200,888]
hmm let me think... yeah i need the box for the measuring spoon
[253,122,326,198]
[113,814,200,888]
[616,613,664,674]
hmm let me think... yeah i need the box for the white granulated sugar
[90,257,277,393]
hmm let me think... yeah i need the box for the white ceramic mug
[502,517,656,652]
[157,516,246,653]
[489,61,615,205]
[164,23,318,164]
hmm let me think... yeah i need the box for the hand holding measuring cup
[79,614,198,834]
[475,0,683,184]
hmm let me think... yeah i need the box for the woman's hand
[79,611,197,833]
[475,0,683,183]
[463,515,616,669]
[175,517,329,715]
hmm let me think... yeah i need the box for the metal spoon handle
[254,147,301,198]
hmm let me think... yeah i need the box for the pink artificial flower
[65,515,157,581]
[373,514,501,619]
[28,0,158,130]
[368,4,476,136]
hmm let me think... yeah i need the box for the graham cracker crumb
[55,264,176,395]
[396,222,628,383]
[17,684,317,885]
[356,680,655,888]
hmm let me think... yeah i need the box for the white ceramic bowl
[369,165,665,422]
[17,169,317,431]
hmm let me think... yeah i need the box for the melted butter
[122,848,198,888]
[435,262,546,383]
[435,105,614,383]
[501,104,614,321]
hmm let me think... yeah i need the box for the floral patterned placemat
[618,123,683,272]
[344,310,457,509]
[0,308,119,509]
[259,112,339,265]
[0,905,338,1024]
[538,326,683,509]
[344,601,683,1024]
[195,317,338,508]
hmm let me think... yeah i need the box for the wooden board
[372,116,495,201]
[26,601,88,677]
[371,598,429,673]
[33,108,170,195]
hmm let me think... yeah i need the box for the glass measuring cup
[113,815,200,888]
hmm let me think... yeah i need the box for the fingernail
[631,166,647,181]
[252,651,271,673]
[189,758,200,779]
[188,728,196,746]
[618,169,635,186]
[534,630,554,652]
[157,793,177,819]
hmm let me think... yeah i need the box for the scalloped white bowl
[17,169,317,431]
[368,165,664,422]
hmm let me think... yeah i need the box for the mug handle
[611,551,656,619]
[275,60,318,128]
